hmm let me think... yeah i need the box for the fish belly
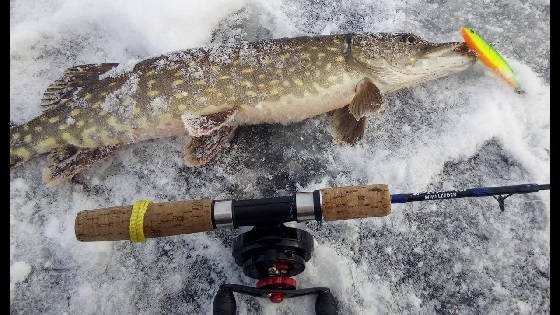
[234,75,358,125]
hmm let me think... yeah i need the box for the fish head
[351,33,477,91]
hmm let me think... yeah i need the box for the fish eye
[405,35,417,44]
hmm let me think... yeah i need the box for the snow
[11,261,32,285]
[149,96,169,117]
[10,0,549,314]
[101,73,140,118]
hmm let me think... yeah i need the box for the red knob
[269,293,285,303]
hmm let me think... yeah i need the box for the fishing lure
[461,27,523,94]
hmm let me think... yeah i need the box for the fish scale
[10,33,477,184]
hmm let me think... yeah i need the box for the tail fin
[11,63,119,169]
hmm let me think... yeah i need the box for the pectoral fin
[331,105,367,145]
[185,125,236,166]
[347,78,385,120]
[331,79,384,145]
[43,144,120,185]
[349,79,385,120]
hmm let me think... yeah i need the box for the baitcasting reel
[213,224,337,314]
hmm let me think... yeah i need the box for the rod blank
[390,183,549,204]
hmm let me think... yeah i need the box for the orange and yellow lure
[461,27,523,94]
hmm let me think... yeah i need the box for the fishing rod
[391,183,550,211]
[75,182,549,315]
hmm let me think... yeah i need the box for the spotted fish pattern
[10,33,476,184]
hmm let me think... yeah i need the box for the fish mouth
[427,42,477,59]
[452,42,477,57]
[415,41,477,74]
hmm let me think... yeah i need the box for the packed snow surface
[11,0,549,314]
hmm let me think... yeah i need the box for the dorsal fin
[41,63,118,110]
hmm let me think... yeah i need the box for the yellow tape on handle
[129,200,152,243]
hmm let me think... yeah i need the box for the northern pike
[10,33,476,184]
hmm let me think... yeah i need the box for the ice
[10,0,549,314]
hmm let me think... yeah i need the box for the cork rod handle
[320,184,391,221]
[75,199,213,242]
